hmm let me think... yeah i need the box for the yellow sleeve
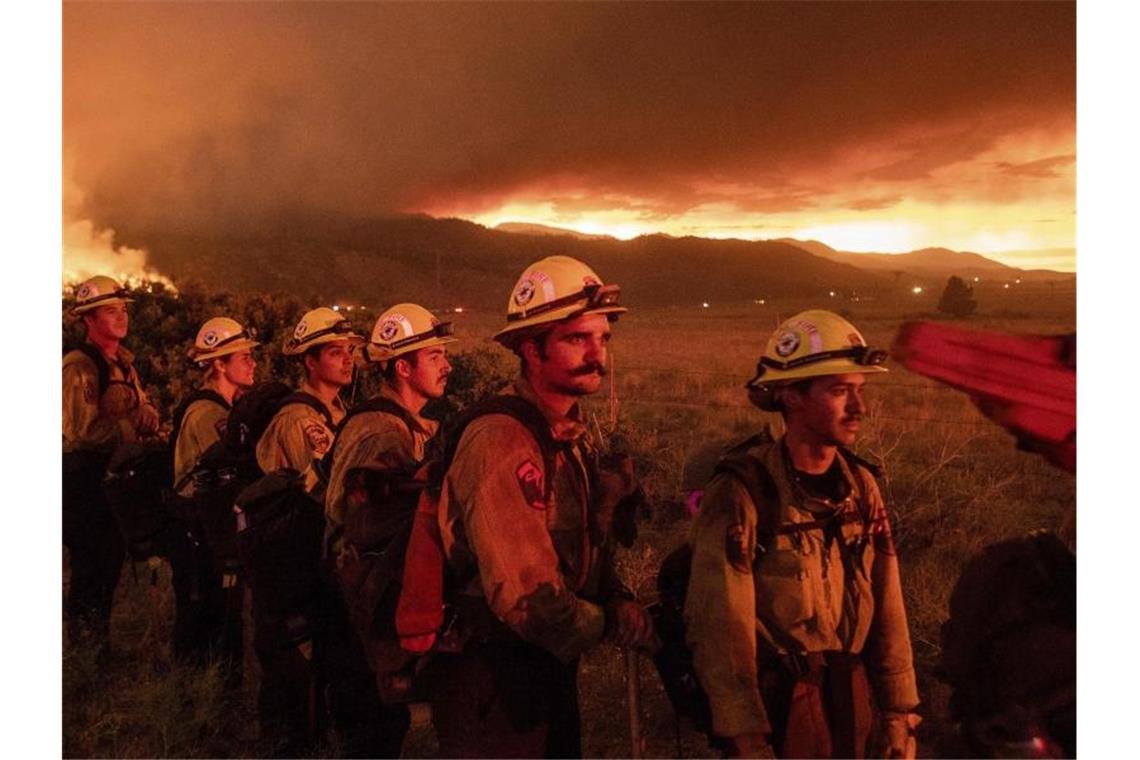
[685,473,771,737]
[256,405,332,493]
[172,400,227,489]
[861,474,920,713]
[326,412,417,529]
[447,415,605,663]
[62,358,123,450]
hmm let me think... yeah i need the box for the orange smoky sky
[64,2,1075,270]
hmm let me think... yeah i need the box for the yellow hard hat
[282,307,365,356]
[188,317,260,365]
[362,303,457,364]
[746,310,887,410]
[493,255,626,348]
[71,275,133,315]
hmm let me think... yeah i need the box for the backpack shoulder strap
[328,395,419,473]
[280,390,335,429]
[67,343,111,398]
[712,444,783,549]
[435,394,560,499]
[836,447,883,525]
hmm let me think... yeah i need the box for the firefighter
[63,275,159,650]
[433,255,654,757]
[322,302,456,757]
[256,306,363,496]
[685,310,920,758]
[167,317,258,666]
[251,306,363,754]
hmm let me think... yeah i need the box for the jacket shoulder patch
[515,459,546,510]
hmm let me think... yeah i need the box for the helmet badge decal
[77,284,92,300]
[775,330,800,357]
[514,278,536,307]
[377,313,414,344]
[202,330,220,347]
[294,320,309,339]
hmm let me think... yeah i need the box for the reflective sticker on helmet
[294,320,309,339]
[795,319,823,354]
[304,422,332,456]
[77,284,92,300]
[775,330,800,357]
[532,271,556,303]
[514,279,536,307]
[515,460,546,509]
[202,330,220,347]
[377,314,414,343]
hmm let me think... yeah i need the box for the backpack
[234,470,328,649]
[168,388,230,493]
[103,441,175,562]
[186,382,332,580]
[64,343,140,404]
[649,437,879,745]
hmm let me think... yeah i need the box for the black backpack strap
[712,450,783,554]
[435,395,561,502]
[169,389,231,491]
[280,391,335,429]
[69,343,111,398]
[328,396,419,472]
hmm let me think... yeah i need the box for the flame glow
[62,170,176,292]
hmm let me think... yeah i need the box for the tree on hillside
[938,275,977,317]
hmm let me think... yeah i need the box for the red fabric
[395,468,445,650]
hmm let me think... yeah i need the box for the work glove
[879,711,921,759]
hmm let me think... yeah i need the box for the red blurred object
[892,322,1075,473]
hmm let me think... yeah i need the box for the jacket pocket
[755,549,813,626]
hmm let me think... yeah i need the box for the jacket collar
[513,377,587,443]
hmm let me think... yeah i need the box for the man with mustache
[63,275,159,650]
[686,310,919,759]
[322,303,456,756]
[432,255,654,757]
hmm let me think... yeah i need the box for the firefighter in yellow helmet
[432,255,652,757]
[62,275,159,647]
[322,303,456,756]
[166,317,258,666]
[685,310,919,758]
[256,307,364,496]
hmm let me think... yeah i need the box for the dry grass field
[64,284,1076,758]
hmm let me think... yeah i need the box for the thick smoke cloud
[64,2,1074,236]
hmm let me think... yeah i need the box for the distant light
[345,306,353,312]
[1015,278,1021,284]
[359,305,367,310]
[912,286,923,295]
[454,307,464,313]
[1004,283,1010,289]
[702,302,710,308]
[973,277,980,282]
[332,305,341,311]
[828,291,836,297]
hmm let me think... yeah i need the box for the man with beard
[685,310,919,759]
[168,317,259,665]
[322,302,456,757]
[432,255,654,757]
[63,275,160,649]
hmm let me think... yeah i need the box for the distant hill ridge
[111,212,1071,310]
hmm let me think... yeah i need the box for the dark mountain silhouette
[774,238,1073,282]
[111,212,1067,311]
[495,222,617,241]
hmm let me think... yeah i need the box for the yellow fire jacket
[438,379,628,664]
[62,344,150,453]
[256,380,345,494]
[685,436,919,737]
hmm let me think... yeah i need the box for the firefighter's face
[85,303,129,341]
[530,313,611,397]
[309,340,355,387]
[404,346,452,400]
[785,373,867,447]
[220,350,257,389]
